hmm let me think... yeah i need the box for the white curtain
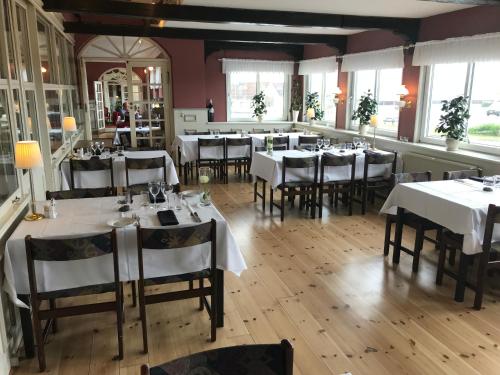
[298,56,337,75]
[413,32,500,66]
[221,59,295,75]
[341,47,404,72]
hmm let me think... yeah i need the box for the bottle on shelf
[207,99,215,122]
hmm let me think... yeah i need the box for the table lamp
[306,108,315,124]
[63,116,77,158]
[370,114,379,150]
[15,141,44,221]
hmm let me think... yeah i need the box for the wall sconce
[41,66,47,74]
[397,85,411,110]
[333,87,344,105]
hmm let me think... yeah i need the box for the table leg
[392,207,404,264]
[454,253,471,302]
[18,294,35,359]
[216,270,224,327]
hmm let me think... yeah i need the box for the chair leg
[138,282,149,354]
[436,239,447,285]
[253,181,258,202]
[383,217,392,256]
[361,185,367,215]
[49,299,57,333]
[262,181,266,211]
[474,252,489,310]
[334,188,339,208]
[412,228,425,273]
[210,278,217,342]
[318,186,323,219]
[454,252,471,302]
[348,185,354,216]
[392,208,404,264]
[280,188,285,222]
[32,308,46,372]
[115,287,124,360]
[311,187,317,219]
[270,187,274,214]
[131,281,137,307]
[199,279,204,311]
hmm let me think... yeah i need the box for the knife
[186,202,202,222]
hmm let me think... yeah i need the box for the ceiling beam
[44,0,419,41]
[63,21,348,52]
[419,0,500,4]
[204,41,304,61]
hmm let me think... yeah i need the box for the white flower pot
[257,116,263,123]
[292,110,299,123]
[445,138,460,151]
[359,125,368,136]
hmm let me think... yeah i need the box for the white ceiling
[182,0,472,19]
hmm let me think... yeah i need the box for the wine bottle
[207,99,214,122]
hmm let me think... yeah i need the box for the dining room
[0,0,500,374]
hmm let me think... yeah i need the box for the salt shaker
[48,198,57,219]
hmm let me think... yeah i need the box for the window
[305,72,338,124]
[421,62,500,150]
[0,90,18,206]
[14,3,32,82]
[37,18,52,83]
[350,68,403,133]
[227,71,288,121]
[2,0,16,80]
[46,89,61,152]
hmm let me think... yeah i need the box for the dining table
[59,150,179,190]
[4,195,247,358]
[250,148,394,189]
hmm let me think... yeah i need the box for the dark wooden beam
[419,0,500,4]
[44,0,419,41]
[63,21,348,50]
[204,41,304,61]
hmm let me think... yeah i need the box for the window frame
[348,68,403,137]
[303,72,338,127]
[418,63,500,156]
[226,71,290,122]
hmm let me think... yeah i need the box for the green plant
[251,91,267,118]
[351,90,377,126]
[291,79,302,112]
[305,91,324,120]
[435,96,470,141]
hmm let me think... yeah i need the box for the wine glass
[160,181,173,209]
[148,181,160,209]
[90,142,96,155]
[316,138,324,150]
[99,142,105,154]
[323,139,331,149]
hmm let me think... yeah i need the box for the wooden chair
[359,151,397,215]
[443,168,483,180]
[125,156,167,189]
[298,135,322,147]
[273,135,290,150]
[270,155,319,221]
[220,131,237,134]
[251,129,270,134]
[137,220,218,353]
[225,137,252,183]
[141,339,293,375]
[25,231,123,371]
[46,187,116,200]
[185,130,210,135]
[197,138,226,182]
[119,132,131,148]
[69,158,114,189]
[385,172,444,273]
[318,153,356,218]
[252,146,287,211]
[436,204,500,310]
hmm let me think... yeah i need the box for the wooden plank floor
[13,180,500,374]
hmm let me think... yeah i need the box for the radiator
[402,152,478,180]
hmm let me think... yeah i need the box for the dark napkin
[157,210,179,226]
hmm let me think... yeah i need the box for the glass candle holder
[199,167,212,206]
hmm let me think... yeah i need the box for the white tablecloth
[60,150,179,189]
[249,149,392,189]
[380,180,500,255]
[4,196,247,307]
[172,132,303,164]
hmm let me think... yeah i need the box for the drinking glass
[99,142,105,154]
[117,145,124,155]
[323,139,331,148]
[316,138,324,149]
[173,193,183,211]
[494,175,500,189]
[148,181,160,209]
[483,176,495,191]
[160,181,173,209]
[103,148,110,157]
[90,142,96,155]
[278,128,284,136]
[140,190,150,208]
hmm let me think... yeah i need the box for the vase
[199,167,212,206]
[257,116,263,123]
[445,137,460,151]
[292,110,299,123]
[359,125,368,136]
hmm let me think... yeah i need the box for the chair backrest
[251,129,270,134]
[69,158,114,189]
[231,128,242,134]
[390,171,432,188]
[363,151,397,180]
[298,135,322,146]
[443,168,483,180]
[273,136,290,150]
[46,187,116,200]
[137,220,217,280]
[184,129,196,135]
[483,204,500,253]
[25,231,119,297]
[141,339,293,375]
[198,137,225,161]
[282,155,319,184]
[125,156,167,187]
[220,131,236,135]
[321,153,356,183]
[254,145,286,152]
[119,132,131,147]
[225,137,252,160]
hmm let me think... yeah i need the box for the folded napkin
[157,210,179,226]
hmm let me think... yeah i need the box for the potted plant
[351,90,377,136]
[291,79,302,122]
[251,91,267,122]
[435,96,470,151]
[305,92,324,124]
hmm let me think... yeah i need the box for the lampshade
[306,108,315,119]
[15,141,43,169]
[397,85,409,96]
[333,87,342,95]
[370,114,379,128]
[62,116,77,132]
